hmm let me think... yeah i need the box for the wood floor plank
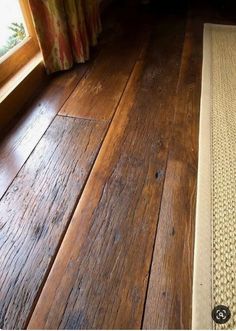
[0,65,88,200]
[142,4,236,328]
[59,5,148,121]
[0,116,107,329]
[28,12,186,330]
[142,12,203,330]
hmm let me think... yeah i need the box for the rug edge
[192,23,213,330]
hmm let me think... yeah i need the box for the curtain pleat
[29,0,101,74]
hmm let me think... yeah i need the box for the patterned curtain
[29,0,101,74]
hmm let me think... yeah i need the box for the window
[0,0,28,59]
[0,0,39,86]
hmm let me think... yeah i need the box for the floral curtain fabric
[29,0,101,74]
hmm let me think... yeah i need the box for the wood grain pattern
[28,13,186,330]
[142,13,203,329]
[59,6,148,121]
[0,65,88,200]
[0,116,107,330]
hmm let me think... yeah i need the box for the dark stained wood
[0,116,107,329]
[3,2,234,330]
[59,6,148,121]
[28,12,186,330]
[142,4,236,328]
[0,65,88,200]
[142,12,203,329]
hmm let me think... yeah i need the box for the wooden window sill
[0,53,47,132]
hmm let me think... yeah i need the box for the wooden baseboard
[0,55,47,134]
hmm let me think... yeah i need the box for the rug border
[192,23,213,330]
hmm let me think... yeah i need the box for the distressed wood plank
[0,2,147,203]
[59,5,148,121]
[142,12,203,330]
[0,65,88,200]
[28,12,186,330]
[0,116,107,329]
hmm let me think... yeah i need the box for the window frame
[0,0,39,86]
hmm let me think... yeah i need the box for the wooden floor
[0,1,235,329]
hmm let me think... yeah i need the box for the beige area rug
[192,23,236,330]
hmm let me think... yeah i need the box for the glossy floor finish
[0,1,235,329]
